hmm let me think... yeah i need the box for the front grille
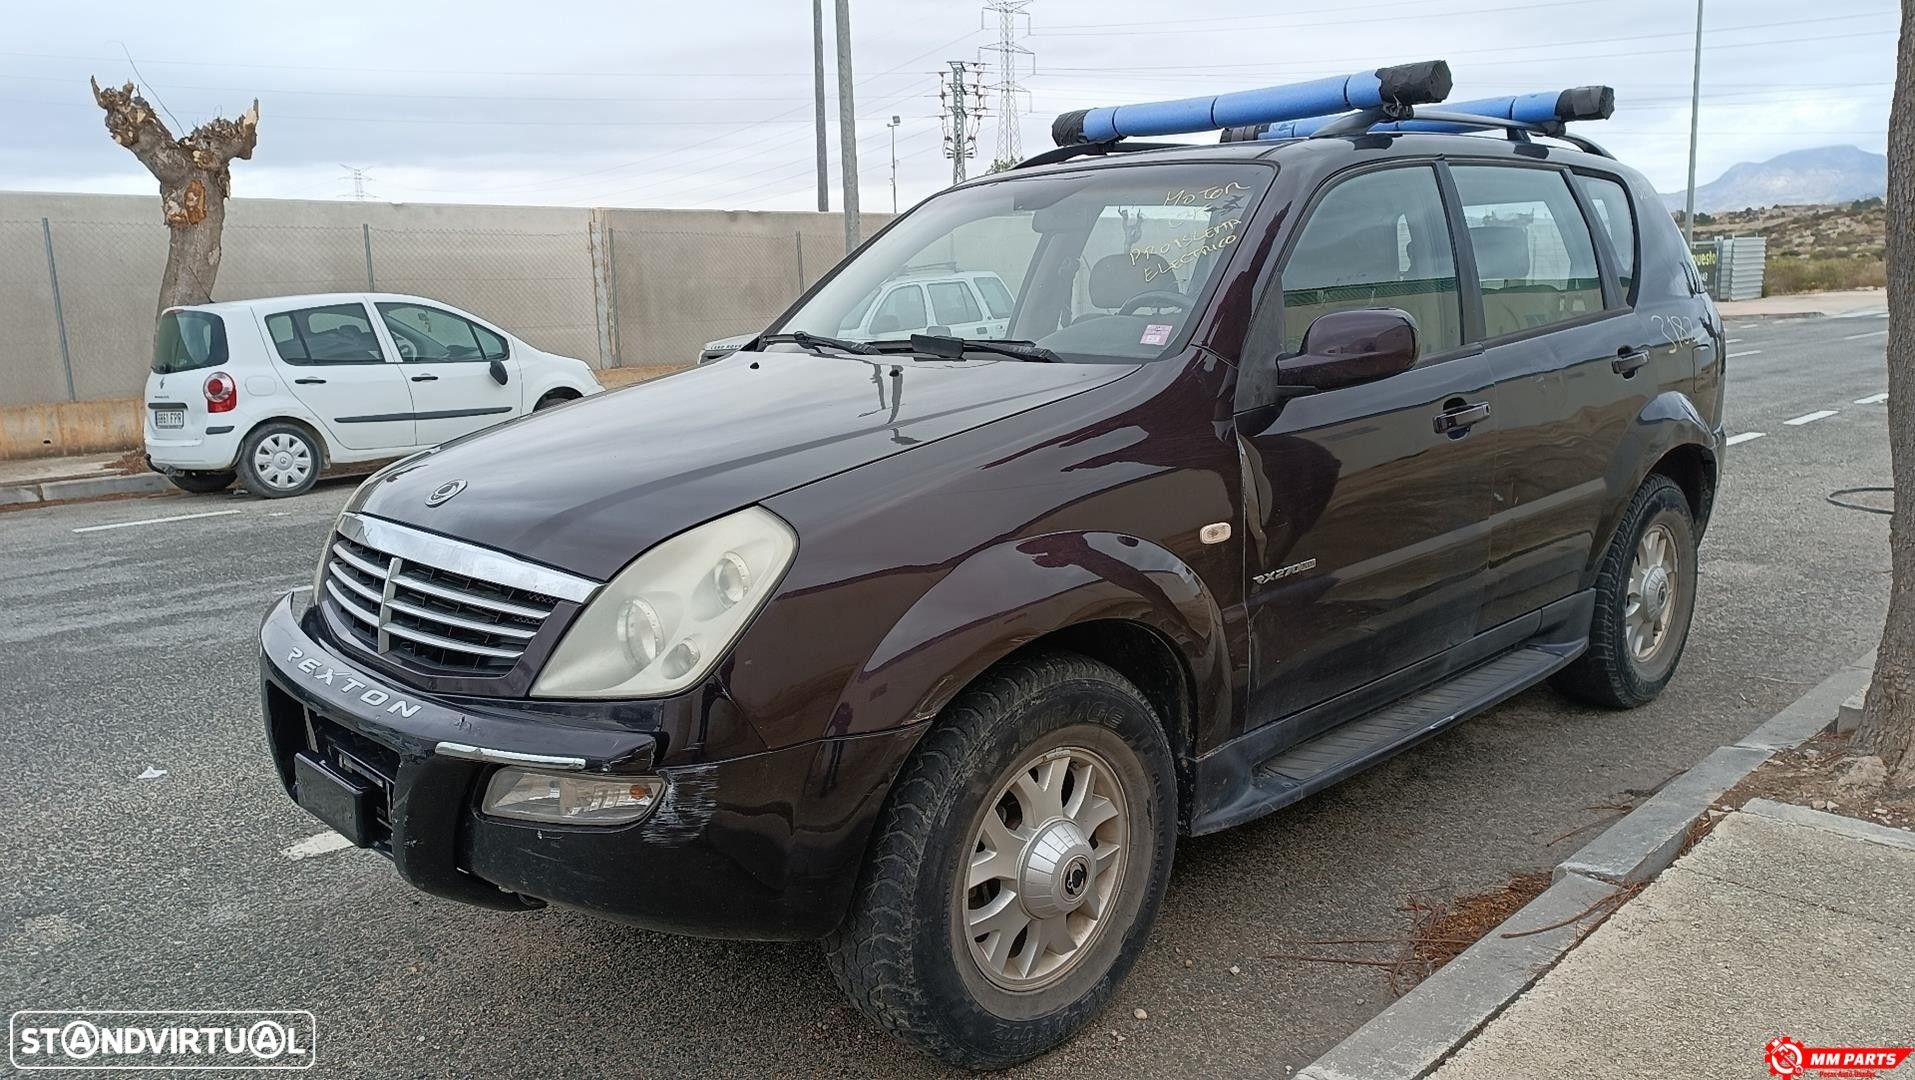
[320,514,596,677]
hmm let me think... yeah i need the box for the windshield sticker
[1140,324,1173,346]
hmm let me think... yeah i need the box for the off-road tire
[237,422,322,499]
[1554,474,1698,708]
[823,652,1176,1070]
[166,471,235,494]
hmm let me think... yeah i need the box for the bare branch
[89,77,189,183]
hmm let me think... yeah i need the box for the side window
[974,276,1014,319]
[928,280,984,325]
[1451,166,1606,338]
[470,322,508,361]
[1280,166,1462,358]
[871,286,927,334]
[264,304,385,366]
[1576,174,1638,299]
[376,303,489,363]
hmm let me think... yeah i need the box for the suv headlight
[532,506,797,698]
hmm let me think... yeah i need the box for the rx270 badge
[286,646,423,718]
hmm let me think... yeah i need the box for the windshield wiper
[904,333,1059,363]
[760,331,880,356]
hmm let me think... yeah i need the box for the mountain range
[1661,145,1886,213]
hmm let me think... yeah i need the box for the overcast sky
[0,0,1895,212]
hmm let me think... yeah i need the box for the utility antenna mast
[939,61,984,184]
[980,0,1033,170]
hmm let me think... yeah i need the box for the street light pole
[887,115,900,214]
[1683,0,1704,246]
[812,0,828,212]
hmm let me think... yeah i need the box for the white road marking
[1784,410,1839,426]
[283,831,355,861]
[1725,338,1743,344]
[1725,432,1767,446]
[1727,350,1762,358]
[1842,329,1889,340]
[72,508,246,534]
[1855,392,1890,405]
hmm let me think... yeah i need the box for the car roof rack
[1218,86,1616,157]
[1017,61,1451,169]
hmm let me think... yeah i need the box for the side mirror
[488,359,509,386]
[1278,308,1419,392]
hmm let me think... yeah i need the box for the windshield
[151,310,228,374]
[777,162,1272,361]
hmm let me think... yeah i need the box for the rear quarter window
[151,311,228,374]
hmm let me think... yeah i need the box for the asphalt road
[0,312,1893,1078]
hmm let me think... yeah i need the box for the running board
[1190,643,1579,834]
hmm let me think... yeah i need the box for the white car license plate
[154,409,186,430]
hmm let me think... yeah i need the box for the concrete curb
[0,472,174,508]
[1295,651,1877,1080]
[1741,797,1915,854]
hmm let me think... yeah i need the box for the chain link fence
[1,199,874,410]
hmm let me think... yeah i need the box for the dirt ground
[1721,731,1915,830]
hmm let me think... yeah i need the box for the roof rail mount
[1050,61,1451,147]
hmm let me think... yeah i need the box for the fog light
[482,768,665,825]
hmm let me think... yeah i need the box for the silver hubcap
[961,746,1129,992]
[1626,522,1680,662]
[253,433,313,490]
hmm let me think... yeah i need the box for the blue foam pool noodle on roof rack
[1242,85,1614,140]
[1050,61,1451,146]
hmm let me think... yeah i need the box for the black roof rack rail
[1309,106,1614,158]
[1011,139,1195,170]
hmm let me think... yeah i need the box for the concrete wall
[2,191,877,417]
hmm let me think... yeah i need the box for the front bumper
[259,592,922,940]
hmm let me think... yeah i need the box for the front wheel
[166,471,235,494]
[824,653,1176,1069]
[1554,474,1698,707]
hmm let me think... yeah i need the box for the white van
[144,293,603,498]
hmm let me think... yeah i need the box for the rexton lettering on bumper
[258,591,920,939]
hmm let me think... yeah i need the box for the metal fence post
[605,225,621,366]
[794,232,806,291]
[362,223,376,290]
[41,217,76,402]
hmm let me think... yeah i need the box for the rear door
[926,279,994,337]
[1455,163,1664,627]
[261,301,416,451]
[1238,163,1497,734]
[969,274,1015,337]
[373,301,522,444]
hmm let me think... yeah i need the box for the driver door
[1237,163,1497,741]
[862,284,930,339]
[373,301,522,444]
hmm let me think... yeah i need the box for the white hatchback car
[144,293,603,498]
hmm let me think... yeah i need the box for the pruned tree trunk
[89,78,258,318]
[1857,0,1915,785]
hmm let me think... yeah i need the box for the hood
[353,350,1135,580]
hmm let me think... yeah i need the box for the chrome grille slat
[382,620,525,660]
[317,513,596,677]
[392,570,553,620]
[385,595,539,640]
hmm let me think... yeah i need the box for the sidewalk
[0,451,170,506]
[1431,800,1915,1079]
[1717,288,1888,318]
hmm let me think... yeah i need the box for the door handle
[293,377,327,385]
[1433,401,1491,435]
[1612,348,1651,377]
[410,374,439,383]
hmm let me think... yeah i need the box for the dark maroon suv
[260,95,1723,1068]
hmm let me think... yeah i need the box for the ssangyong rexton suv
[260,69,1724,1068]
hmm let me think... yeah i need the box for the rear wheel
[1554,474,1698,707]
[237,423,322,499]
[166,471,235,494]
[824,653,1175,1069]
